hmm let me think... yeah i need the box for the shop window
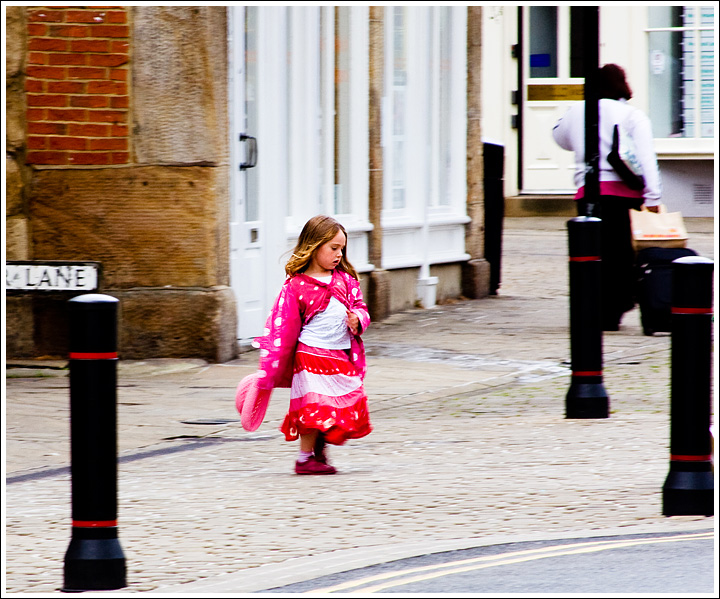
[390,7,408,210]
[529,6,557,78]
[647,6,715,138]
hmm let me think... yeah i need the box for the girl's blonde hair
[286,215,359,280]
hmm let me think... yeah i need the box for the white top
[552,98,662,205]
[298,276,352,350]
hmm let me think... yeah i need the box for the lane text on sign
[6,262,100,292]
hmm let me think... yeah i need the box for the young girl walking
[251,215,372,474]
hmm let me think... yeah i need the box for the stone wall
[5,6,237,362]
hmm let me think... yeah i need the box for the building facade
[482,5,715,217]
[6,6,489,361]
[5,5,715,361]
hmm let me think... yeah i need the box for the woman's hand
[347,310,359,335]
[645,205,660,213]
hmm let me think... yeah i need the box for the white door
[521,5,583,193]
[229,7,265,342]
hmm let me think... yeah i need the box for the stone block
[5,216,31,260]
[4,296,35,358]
[5,287,238,362]
[462,258,491,299]
[29,166,230,288]
[5,157,25,216]
[116,287,237,362]
[131,6,229,166]
[5,6,26,79]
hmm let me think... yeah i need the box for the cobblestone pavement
[4,217,715,594]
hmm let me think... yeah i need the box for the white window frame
[645,5,715,158]
[381,6,469,271]
[284,7,373,271]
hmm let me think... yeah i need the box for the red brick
[111,124,129,137]
[90,25,129,38]
[70,39,110,53]
[48,136,87,150]
[87,80,126,94]
[48,25,90,38]
[27,23,48,36]
[27,94,68,107]
[110,41,129,53]
[28,38,67,52]
[110,96,129,109]
[88,137,127,151]
[47,80,84,93]
[27,65,66,79]
[87,53,129,67]
[25,79,45,93]
[68,152,110,165]
[28,10,65,23]
[108,68,128,81]
[28,136,47,150]
[28,52,47,65]
[68,123,109,137]
[48,53,87,66]
[90,110,127,124]
[26,151,68,165]
[88,137,127,150]
[70,95,109,108]
[47,108,87,122]
[26,108,46,121]
[107,11,127,24]
[68,67,106,80]
[111,152,130,164]
[65,10,108,24]
[28,122,67,135]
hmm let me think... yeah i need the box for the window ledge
[654,138,715,159]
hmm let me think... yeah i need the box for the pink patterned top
[252,269,371,390]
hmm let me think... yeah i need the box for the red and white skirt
[281,342,372,445]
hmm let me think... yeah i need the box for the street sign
[6,261,100,292]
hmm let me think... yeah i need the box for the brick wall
[25,6,130,166]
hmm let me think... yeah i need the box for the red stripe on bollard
[72,520,118,528]
[670,307,713,315]
[670,454,712,462]
[569,256,601,262]
[573,371,603,377]
[69,352,118,360]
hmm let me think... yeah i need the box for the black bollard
[662,257,714,516]
[566,217,609,418]
[63,294,126,591]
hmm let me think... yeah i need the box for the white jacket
[552,98,661,205]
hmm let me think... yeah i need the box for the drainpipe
[417,200,438,308]
[416,8,438,309]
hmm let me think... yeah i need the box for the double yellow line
[309,532,714,594]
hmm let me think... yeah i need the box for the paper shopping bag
[630,204,688,250]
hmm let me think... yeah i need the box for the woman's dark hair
[598,64,633,100]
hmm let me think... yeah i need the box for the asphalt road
[268,530,716,595]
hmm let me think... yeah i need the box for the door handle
[239,134,257,170]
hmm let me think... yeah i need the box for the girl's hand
[347,310,359,335]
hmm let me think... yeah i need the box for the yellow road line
[308,532,713,594]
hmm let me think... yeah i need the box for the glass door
[229,7,264,342]
[521,6,585,193]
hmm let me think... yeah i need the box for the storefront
[481,5,715,216]
[228,6,473,344]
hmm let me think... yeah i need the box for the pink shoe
[295,456,337,475]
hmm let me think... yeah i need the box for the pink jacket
[252,269,371,390]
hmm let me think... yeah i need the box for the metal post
[566,217,609,418]
[63,294,126,591]
[662,257,714,516]
[582,6,599,217]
